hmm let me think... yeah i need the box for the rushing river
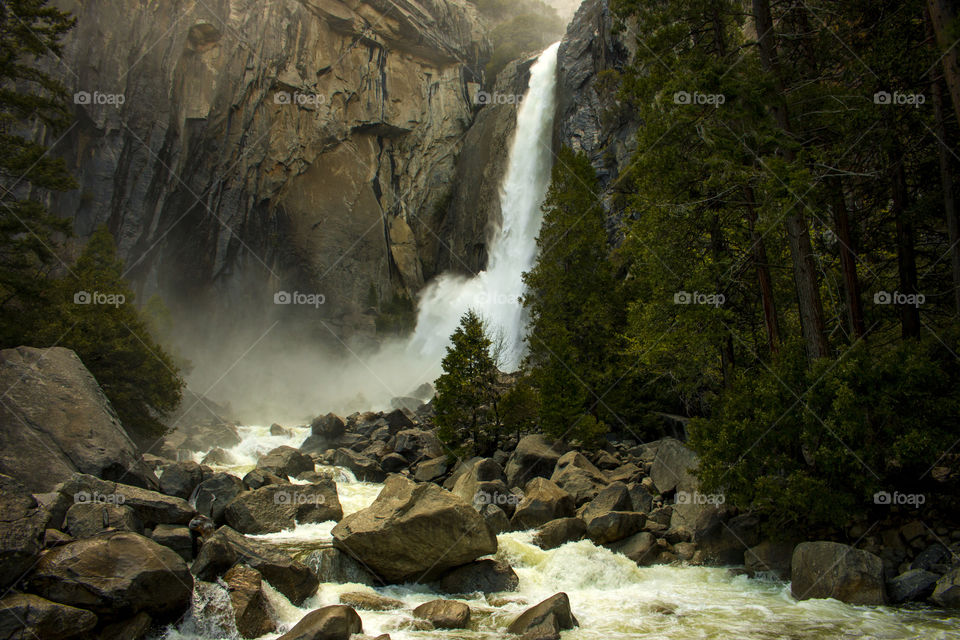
[160,424,960,640]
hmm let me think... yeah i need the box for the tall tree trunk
[829,179,866,339]
[891,155,921,338]
[752,0,831,360]
[927,0,960,125]
[710,211,736,386]
[745,186,781,352]
[926,8,960,314]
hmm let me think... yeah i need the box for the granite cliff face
[50,0,493,341]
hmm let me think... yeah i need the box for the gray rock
[333,449,386,483]
[511,478,576,530]
[533,518,586,550]
[224,565,277,639]
[610,532,662,566]
[0,474,47,591]
[413,599,470,629]
[414,457,449,483]
[159,461,204,499]
[59,474,196,527]
[331,476,496,583]
[339,591,405,611]
[550,452,608,506]
[887,569,940,603]
[304,548,377,587]
[224,481,342,535]
[581,482,633,522]
[243,468,286,490]
[434,559,519,594]
[28,531,193,622]
[505,436,566,489]
[507,593,579,638]
[932,567,960,608]
[63,501,143,538]
[257,446,314,479]
[585,511,645,545]
[744,541,794,580]
[0,347,157,492]
[152,524,193,561]
[0,593,97,640]
[393,429,443,463]
[791,541,886,605]
[192,526,319,605]
[480,503,511,535]
[276,605,362,640]
[650,438,698,495]
[194,472,244,524]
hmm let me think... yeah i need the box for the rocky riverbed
[2,346,960,639]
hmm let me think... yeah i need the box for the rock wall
[553,0,635,200]
[48,0,492,342]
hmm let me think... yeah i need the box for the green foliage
[33,226,185,449]
[375,293,416,335]
[522,147,647,447]
[690,335,960,535]
[498,375,540,440]
[434,310,503,456]
[0,1,76,334]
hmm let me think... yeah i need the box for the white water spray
[405,42,561,372]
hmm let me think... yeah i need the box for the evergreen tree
[434,310,502,455]
[522,147,633,446]
[36,226,184,449]
[0,0,76,341]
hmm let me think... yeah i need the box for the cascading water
[404,42,561,372]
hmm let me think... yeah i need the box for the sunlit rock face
[48,0,491,342]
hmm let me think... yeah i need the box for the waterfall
[404,42,561,372]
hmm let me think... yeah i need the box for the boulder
[192,526,319,605]
[98,611,152,640]
[451,458,515,514]
[887,569,940,603]
[304,548,377,586]
[270,423,292,437]
[510,478,575,530]
[791,541,886,605]
[650,438,697,494]
[333,449,386,482]
[581,482,633,521]
[911,543,952,572]
[550,452,608,506]
[507,593,578,638]
[301,414,346,454]
[194,472,245,524]
[224,565,277,638]
[224,481,343,534]
[607,463,642,484]
[585,511,646,545]
[257,446,314,479]
[0,593,97,640]
[331,476,497,583]
[412,599,470,629]
[0,474,48,590]
[610,532,661,566]
[33,488,72,531]
[380,453,409,473]
[627,482,655,513]
[339,591,405,611]
[159,461,204,500]
[64,501,143,538]
[593,450,621,470]
[243,468,286,490]
[480,503,511,534]
[393,429,443,463]
[414,457,449,483]
[505,435,566,489]
[202,447,234,466]
[932,567,960,608]
[744,541,794,580]
[44,529,74,548]
[0,347,159,492]
[59,474,195,527]
[152,524,193,561]
[276,605,362,640]
[28,531,193,621]
[434,559,519,594]
[533,518,586,550]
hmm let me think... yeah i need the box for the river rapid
[158,424,960,640]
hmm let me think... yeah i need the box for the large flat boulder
[59,474,195,527]
[224,481,342,534]
[192,526,319,605]
[650,438,697,494]
[27,531,193,622]
[257,446,315,479]
[433,559,519,594]
[331,476,496,583]
[413,599,470,629]
[0,346,157,492]
[0,474,47,591]
[791,541,886,605]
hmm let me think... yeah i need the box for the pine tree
[36,226,184,449]
[434,310,502,455]
[0,0,76,340]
